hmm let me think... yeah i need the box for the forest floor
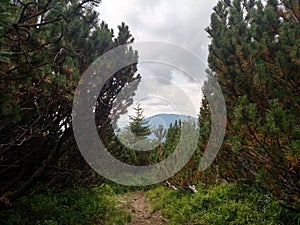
[117,191,167,225]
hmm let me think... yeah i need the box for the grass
[0,184,131,225]
[2,182,299,225]
[146,182,300,225]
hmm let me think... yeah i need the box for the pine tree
[127,102,151,139]
[202,0,300,210]
[0,0,140,203]
[116,103,154,166]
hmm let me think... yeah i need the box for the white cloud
[97,0,218,127]
[99,0,217,56]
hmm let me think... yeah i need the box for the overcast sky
[97,0,218,127]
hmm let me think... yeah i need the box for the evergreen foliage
[127,102,151,139]
[117,103,154,166]
[0,0,139,205]
[149,119,200,188]
[198,0,300,211]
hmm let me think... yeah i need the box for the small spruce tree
[127,102,151,139]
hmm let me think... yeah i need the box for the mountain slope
[145,113,197,129]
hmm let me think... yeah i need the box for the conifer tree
[0,0,140,203]
[201,0,300,210]
[116,103,153,166]
[127,102,151,139]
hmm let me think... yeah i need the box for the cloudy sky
[97,0,218,127]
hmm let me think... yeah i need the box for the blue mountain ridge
[145,113,197,130]
[116,114,197,140]
[145,114,197,140]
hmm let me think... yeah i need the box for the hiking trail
[117,191,167,225]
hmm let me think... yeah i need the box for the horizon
[116,111,198,130]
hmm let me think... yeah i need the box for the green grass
[0,184,131,225]
[147,183,299,225]
[2,182,299,225]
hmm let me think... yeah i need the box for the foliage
[0,184,131,225]
[147,183,299,225]
[117,103,155,165]
[127,102,151,139]
[0,0,139,204]
[149,119,201,188]
[199,0,300,210]
[154,120,182,161]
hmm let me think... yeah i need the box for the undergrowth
[147,183,300,225]
[2,182,299,225]
[0,184,131,225]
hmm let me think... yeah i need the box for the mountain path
[117,191,167,225]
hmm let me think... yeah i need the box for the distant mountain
[116,114,197,140]
[145,113,197,130]
[145,114,197,140]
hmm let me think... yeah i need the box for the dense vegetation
[0,184,131,225]
[147,183,298,225]
[2,182,299,224]
[0,0,299,224]
[197,0,300,212]
[0,0,138,204]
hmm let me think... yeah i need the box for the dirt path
[117,191,167,225]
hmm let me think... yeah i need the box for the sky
[97,0,218,127]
